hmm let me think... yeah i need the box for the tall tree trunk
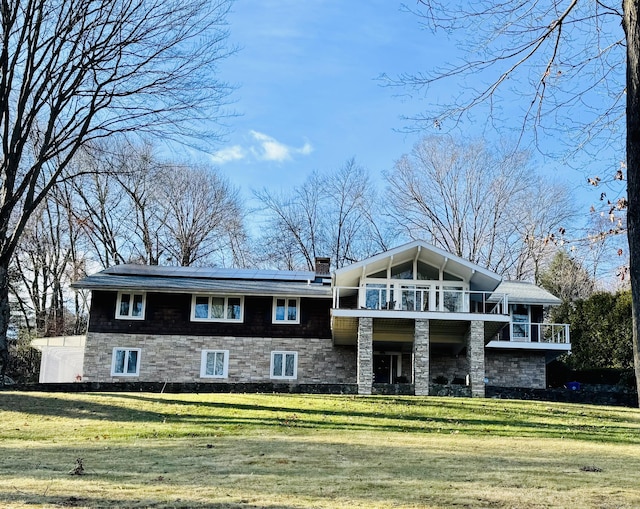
[0,264,11,384]
[623,0,640,406]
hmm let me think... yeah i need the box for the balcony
[332,285,509,316]
[486,323,571,354]
[506,323,570,344]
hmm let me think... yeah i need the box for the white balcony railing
[509,323,570,344]
[332,286,509,315]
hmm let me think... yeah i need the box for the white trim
[115,291,146,320]
[331,307,510,322]
[200,350,229,378]
[334,240,501,282]
[191,294,244,322]
[272,297,300,324]
[486,340,571,352]
[270,351,298,380]
[110,347,141,376]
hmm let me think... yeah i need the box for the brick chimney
[314,257,331,276]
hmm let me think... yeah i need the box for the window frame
[200,349,229,378]
[510,303,531,340]
[272,297,301,324]
[110,347,141,377]
[190,295,244,322]
[270,351,298,380]
[115,291,146,320]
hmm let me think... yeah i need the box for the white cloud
[210,145,245,164]
[249,130,313,162]
[211,132,313,165]
[250,130,291,161]
[298,141,313,155]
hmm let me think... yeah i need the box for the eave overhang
[334,240,502,291]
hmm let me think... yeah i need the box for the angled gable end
[334,240,502,291]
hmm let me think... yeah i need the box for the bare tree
[70,140,172,268]
[325,159,391,267]
[394,0,640,403]
[512,175,578,281]
[10,201,69,336]
[0,0,233,379]
[385,136,575,278]
[71,169,130,269]
[113,141,168,266]
[159,165,244,267]
[254,173,325,270]
[56,183,90,336]
[67,142,247,268]
[9,186,87,338]
[255,160,391,270]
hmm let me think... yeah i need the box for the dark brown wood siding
[88,291,332,338]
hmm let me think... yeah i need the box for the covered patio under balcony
[332,315,508,396]
[331,240,511,396]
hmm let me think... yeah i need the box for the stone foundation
[430,355,469,384]
[83,332,356,383]
[485,350,546,389]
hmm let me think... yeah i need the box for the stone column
[357,317,373,395]
[413,319,430,396]
[467,320,486,398]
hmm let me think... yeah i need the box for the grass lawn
[0,392,639,508]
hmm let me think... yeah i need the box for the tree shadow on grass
[2,391,639,444]
[93,392,640,443]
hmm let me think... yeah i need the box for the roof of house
[73,255,556,306]
[334,240,502,291]
[100,264,317,281]
[494,280,561,306]
[72,264,331,298]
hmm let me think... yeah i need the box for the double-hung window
[111,348,141,376]
[200,350,229,378]
[270,351,298,380]
[191,295,243,322]
[273,297,300,324]
[116,292,145,320]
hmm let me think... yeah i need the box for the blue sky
[210,1,456,191]
[208,0,622,215]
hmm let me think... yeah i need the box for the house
[72,240,570,396]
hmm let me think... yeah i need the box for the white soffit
[334,240,501,290]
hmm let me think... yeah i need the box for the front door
[373,353,400,383]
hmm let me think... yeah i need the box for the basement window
[270,351,298,380]
[200,350,229,378]
[111,348,141,376]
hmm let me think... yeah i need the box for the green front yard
[1,392,639,508]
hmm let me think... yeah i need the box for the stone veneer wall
[467,321,485,397]
[83,332,356,383]
[430,355,469,384]
[485,350,546,389]
[357,317,373,394]
[413,319,430,396]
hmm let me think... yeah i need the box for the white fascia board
[334,240,501,289]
